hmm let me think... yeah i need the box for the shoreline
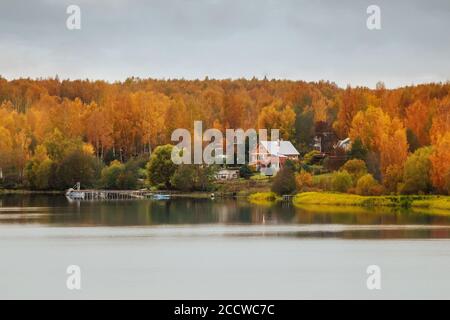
[0,189,244,200]
[0,189,65,195]
[1,189,450,212]
[247,191,450,211]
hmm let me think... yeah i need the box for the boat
[66,188,85,199]
[152,194,171,200]
[66,182,85,200]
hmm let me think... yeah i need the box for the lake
[1,194,450,299]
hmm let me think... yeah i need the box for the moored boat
[152,194,171,200]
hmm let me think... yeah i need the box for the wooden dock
[66,189,152,200]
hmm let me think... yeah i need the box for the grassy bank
[248,192,281,206]
[411,198,450,210]
[293,192,450,210]
[215,176,272,197]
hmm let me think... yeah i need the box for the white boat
[66,188,85,199]
[152,194,171,200]
[66,183,85,199]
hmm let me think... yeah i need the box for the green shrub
[248,192,280,204]
[331,170,353,193]
[25,145,54,190]
[170,165,195,191]
[401,147,433,194]
[341,159,367,182]
[146,145,178,189]
[101,160,123,189]
[356,174,383,196]
[239,164,253,179]
[271,167,296,195]
[101,159,140,190]
[303,150,321,165]
[55,150,102,189]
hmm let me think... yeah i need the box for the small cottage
[215,169,239,181]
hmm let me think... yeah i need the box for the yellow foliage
[430,133,450,194]
[248,192,281,206]
[82,143,95,156]
[295,171,313,191]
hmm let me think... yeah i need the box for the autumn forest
[0,77,449,194]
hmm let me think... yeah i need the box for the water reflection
[1,194,450,239]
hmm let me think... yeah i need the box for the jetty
[66,183,156,201]
[66,189,150,200]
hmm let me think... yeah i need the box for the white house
[249,140,300,175]
[334,138,352,151]
[215,169,239,180]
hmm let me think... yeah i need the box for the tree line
[0,77,449,194]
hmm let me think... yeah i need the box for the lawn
[293,192,450,211]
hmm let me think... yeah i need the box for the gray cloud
[1,0,449,88]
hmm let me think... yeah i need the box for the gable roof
[260,141,299,157]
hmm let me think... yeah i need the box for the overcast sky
[1,0,449,88]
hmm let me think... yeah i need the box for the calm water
[1,195,450,299]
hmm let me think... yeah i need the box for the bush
[101,160,123,189]
[284,159,301,172]
[193,165,217,191]
[239,164,253,180]
[248,192,280,204]
[341,159,367,182]
[100,159,140,190]
[303,150,321,165]
[383,164,404,194]
[146,145,178,189]
[356,174,384,196]
[33,159,53,190]
[401,147,432,194]
[271,167,296,195]
[25,145,54,190]
[295,170,313,191]
[312,173,333,191]
[55,150,102,189]
[170,165,195,191]
[331,170,353,193]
